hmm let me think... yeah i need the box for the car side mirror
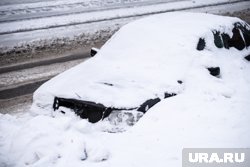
[90,47,99,57]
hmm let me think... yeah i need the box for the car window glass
[213,31,224,48]
[235,22,250,47]
[228,26,245,50]
[197,38,206,51]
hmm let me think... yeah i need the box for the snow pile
[0,112,111,167]
[1,91,249,167]
[1,12,250,167]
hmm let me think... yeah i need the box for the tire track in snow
[0,0,249,36]
[0,0,184,23]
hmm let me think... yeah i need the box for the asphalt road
[0,50,89,74]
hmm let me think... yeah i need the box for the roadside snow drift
[0,12,250,167]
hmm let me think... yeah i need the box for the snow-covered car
[32,12,250,123]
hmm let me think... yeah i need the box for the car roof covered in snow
[33,12,250,110]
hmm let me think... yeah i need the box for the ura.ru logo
[189,152,245,163]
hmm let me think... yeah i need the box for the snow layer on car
[33,12,248,111]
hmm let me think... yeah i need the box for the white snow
[1,12,250,167]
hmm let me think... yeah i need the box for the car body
[32,12,250,123]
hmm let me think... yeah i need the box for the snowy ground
[1,84,249,167]
[0,0,188,53]
[1,12,250,167]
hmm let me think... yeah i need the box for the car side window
[213,31,224,48]
[197,22,250,51]
[228,26,245,50]
[197,38,206,51]
[221,33,230,49]
[235,22,250,47]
